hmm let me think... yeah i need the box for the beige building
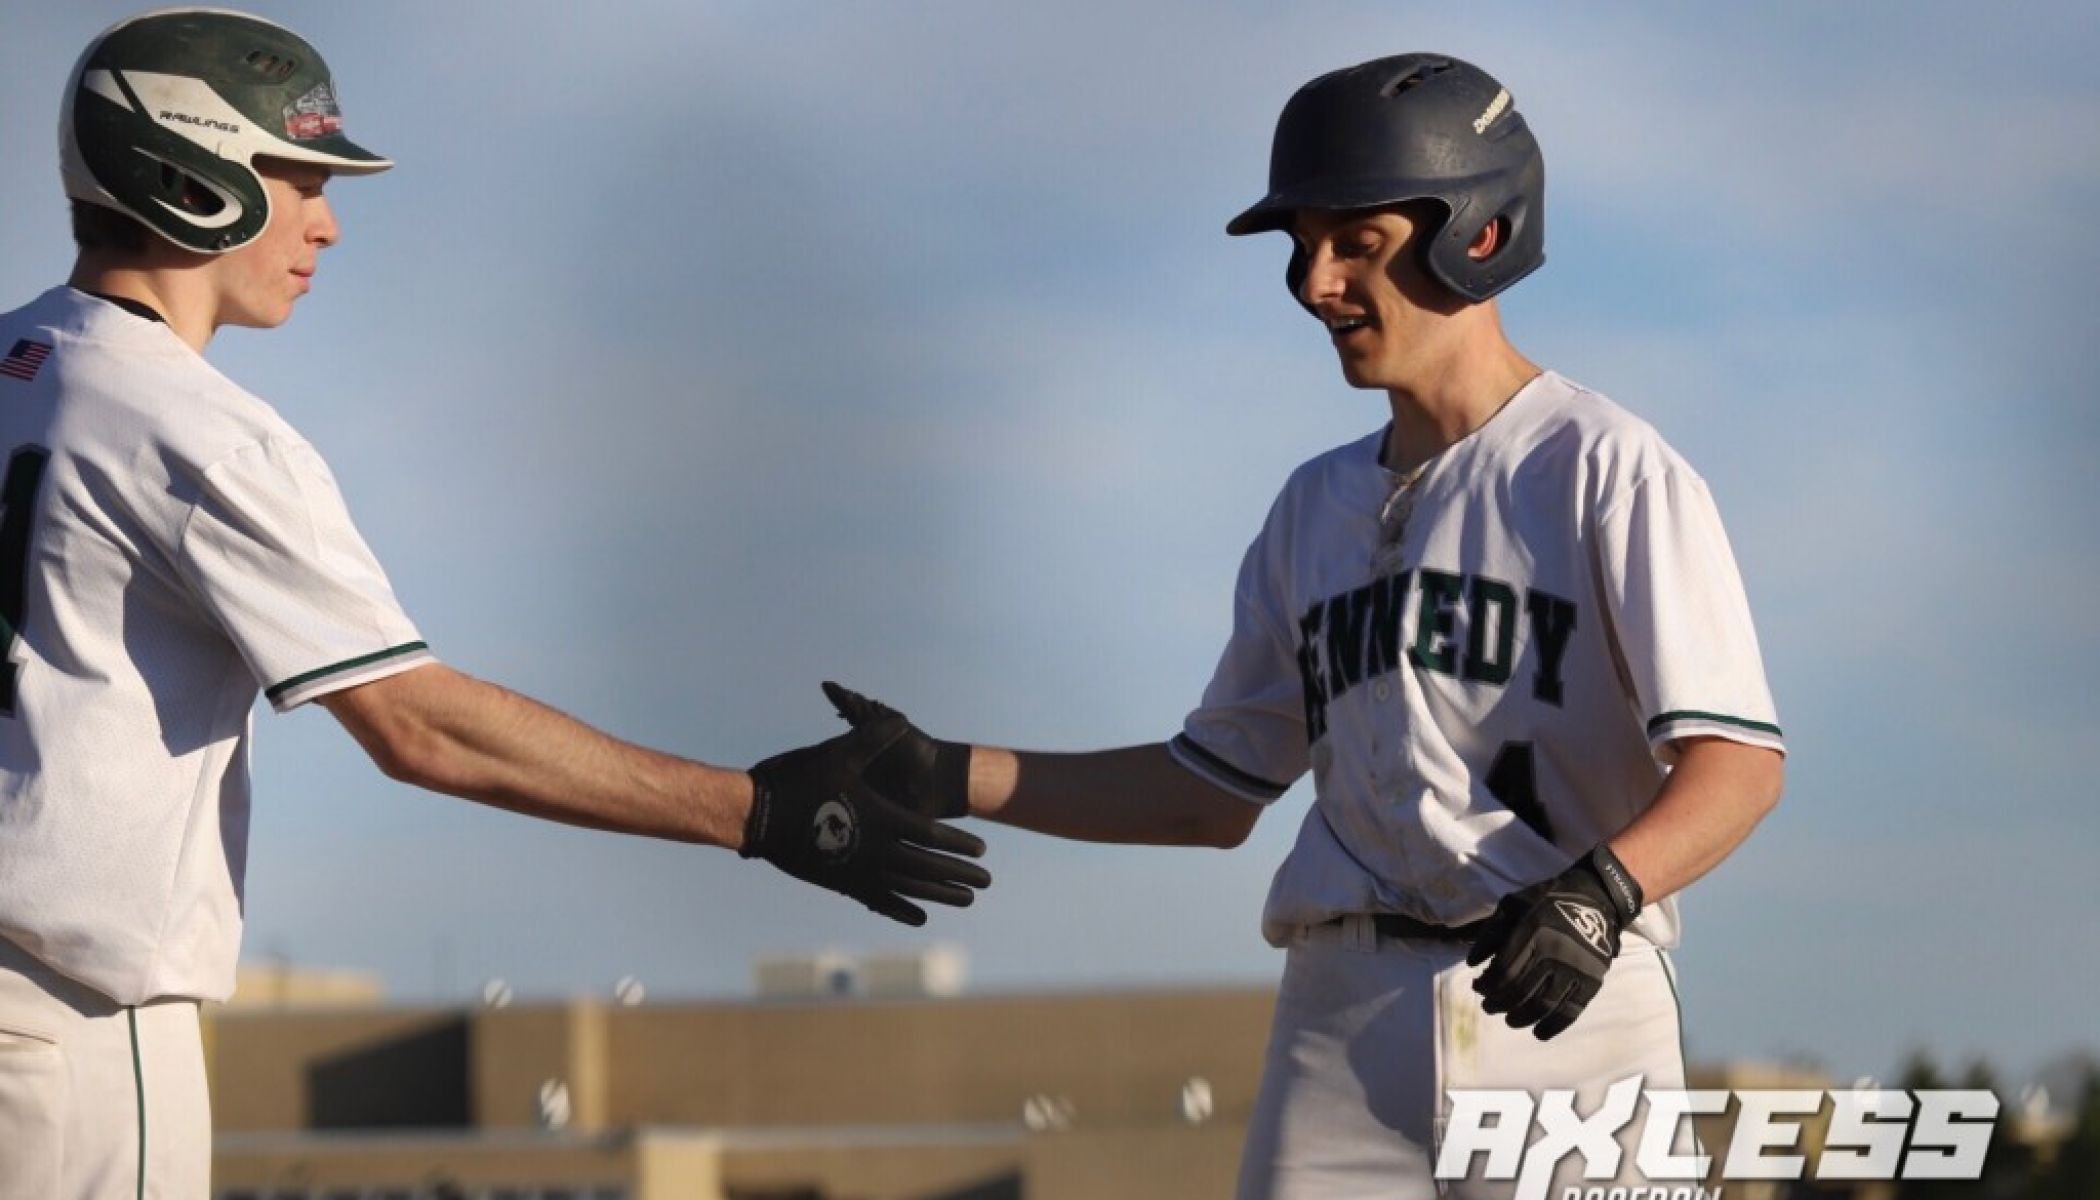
[207,966,1272,1200]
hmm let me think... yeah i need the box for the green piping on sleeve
[265,641,430,702]
[1646,709,1782,739]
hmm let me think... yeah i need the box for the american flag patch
[0,340,51,383]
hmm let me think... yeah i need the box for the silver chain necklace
[1374,460,1431,572]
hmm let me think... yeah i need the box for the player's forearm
[323,665,753,849]
[966,742,1259,848]
[1606,737,1783,903]
[414,681,752,847]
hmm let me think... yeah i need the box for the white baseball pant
[0,936,210,1199]
[1238,915,1694,1200]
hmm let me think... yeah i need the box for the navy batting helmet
[1228,54,1544,304]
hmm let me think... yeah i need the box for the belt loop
[1349,913,1377,951]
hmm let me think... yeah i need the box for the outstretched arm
[320,662,751,846]
[823,683,1262,850]
[967,743,1260,849]
[320,666,992,925]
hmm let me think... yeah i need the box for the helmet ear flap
[1423,193,1540,303]
[70,82,269,252]
[1420,200,1485,302]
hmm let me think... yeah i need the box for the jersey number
[1486,741,1554,843]
[0,447,50,716]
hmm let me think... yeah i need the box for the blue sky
[3,2,2095,1086]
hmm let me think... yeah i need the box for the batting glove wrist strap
[744,716,991,927]
[1584,841,1644,926]
[822,680,970,819]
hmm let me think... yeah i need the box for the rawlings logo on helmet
[158,110,242,134]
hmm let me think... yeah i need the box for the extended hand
[744,710,989,926]
[1464,844,1643,1040]
[822,680,970,820]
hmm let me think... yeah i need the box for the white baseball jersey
[1170,370,1782,949]
[0,287,434,1005]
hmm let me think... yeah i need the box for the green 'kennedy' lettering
[1407,569,1466,677]
[1463,575,1518,685]
[1526,588,1578,706]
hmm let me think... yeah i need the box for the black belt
[1326,912,1492,942]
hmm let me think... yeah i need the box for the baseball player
[826,54,1785,1198]
[0,10,988,1195]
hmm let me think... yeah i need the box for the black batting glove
[743,712,990,927]
[822,680,971,820]
[1465,843,1644,1041]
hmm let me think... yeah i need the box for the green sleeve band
[1646,709,1782,739]
[265,641,430,702]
